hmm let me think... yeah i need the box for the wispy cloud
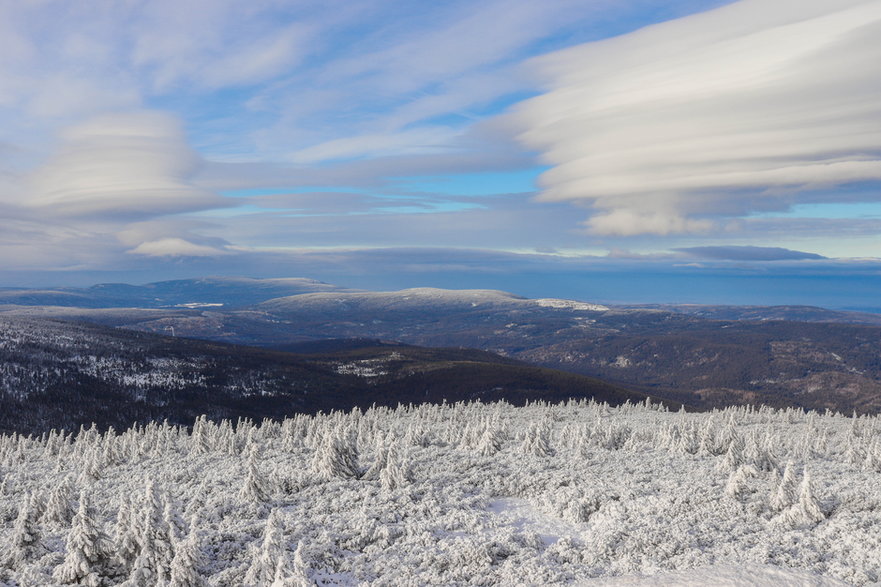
[514,0,881,235]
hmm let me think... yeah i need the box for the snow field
[1,399,880,585]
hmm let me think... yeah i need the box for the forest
[1,399,876,585]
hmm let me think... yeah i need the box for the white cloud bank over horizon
[515,0,881,235]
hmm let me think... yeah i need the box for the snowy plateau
[1,400,878,586]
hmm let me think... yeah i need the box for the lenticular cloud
[27,111,224,219]
[514,0,881,235]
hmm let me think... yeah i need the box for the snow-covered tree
[770,460,799,511]
[240,443,270,503]
[245,509,287,585]
[164,494,189,545]
[169,530,205,587]
[115,495,140,572]
[270,540,312,587]
[380,445,414,492]
[44,476,76,528]
[520,421,552,456]
[127,481,175,585]
[477,421,505,456]
[4,492,46,569]
[53,490,113,586]
[777,469,825,528]
[312,430,360,480]
[724,464,757,500]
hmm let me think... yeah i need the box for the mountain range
[3,276,881,420]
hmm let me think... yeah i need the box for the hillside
[0,317,652,435]
[5,278,881,414]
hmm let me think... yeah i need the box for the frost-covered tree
[724,464,757,500]
[360,445,388,481]
[312,430,360,480]
[745,432,778,472]
[520,421,552,456]
[245,509,287,585]
[477,421,505,456]
[770,461,799,511]
[270,540,312,587]
[4,492,46,569]
[44,475,76,528]
[53,490,113,586]
[777,469,825,528]
[127,481,175,585]
[164,494,188,545]
[380,445,414,492]
[115,495,141,572]
[240,443,270,502]
[717,435,745,472]
[192,415,212,455]
[169,530,205,587]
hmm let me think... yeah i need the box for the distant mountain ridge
[5,277,881,415]
[0,276,351,309]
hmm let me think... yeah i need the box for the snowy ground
[2,399,880,585]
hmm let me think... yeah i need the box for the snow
[1,400,879,585]
[578,564,851,586]
[536,299,609,312]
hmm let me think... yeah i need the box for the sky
[2,0,881,308]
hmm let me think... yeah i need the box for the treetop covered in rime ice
[2,399,881,585]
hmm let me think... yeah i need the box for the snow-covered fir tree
[168,530,205,587]
[53,490,114,586]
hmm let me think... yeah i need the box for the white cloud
[26,111,226,218]
[514,0,881,235]
[128,238,229,257]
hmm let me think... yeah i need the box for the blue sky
[2,0,881,308]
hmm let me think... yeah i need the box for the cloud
[289,127,462,164]
[128,238,230,257]
[514,0,881,235]
[26,111,226,218]
[676,246,826,261]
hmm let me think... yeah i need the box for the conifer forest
[1,399,878,585]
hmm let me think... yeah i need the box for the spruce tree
[45,476,76,528]
[778,469,825,528]
[115,495,141,572]
[169,530,205,587]
[240,443,270,503]
[53,490,113,586]
[245,510,287,585]
[5,492,46,569]
[127,481,175,585]
[770,461,798,511]
[312,431,360,480]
